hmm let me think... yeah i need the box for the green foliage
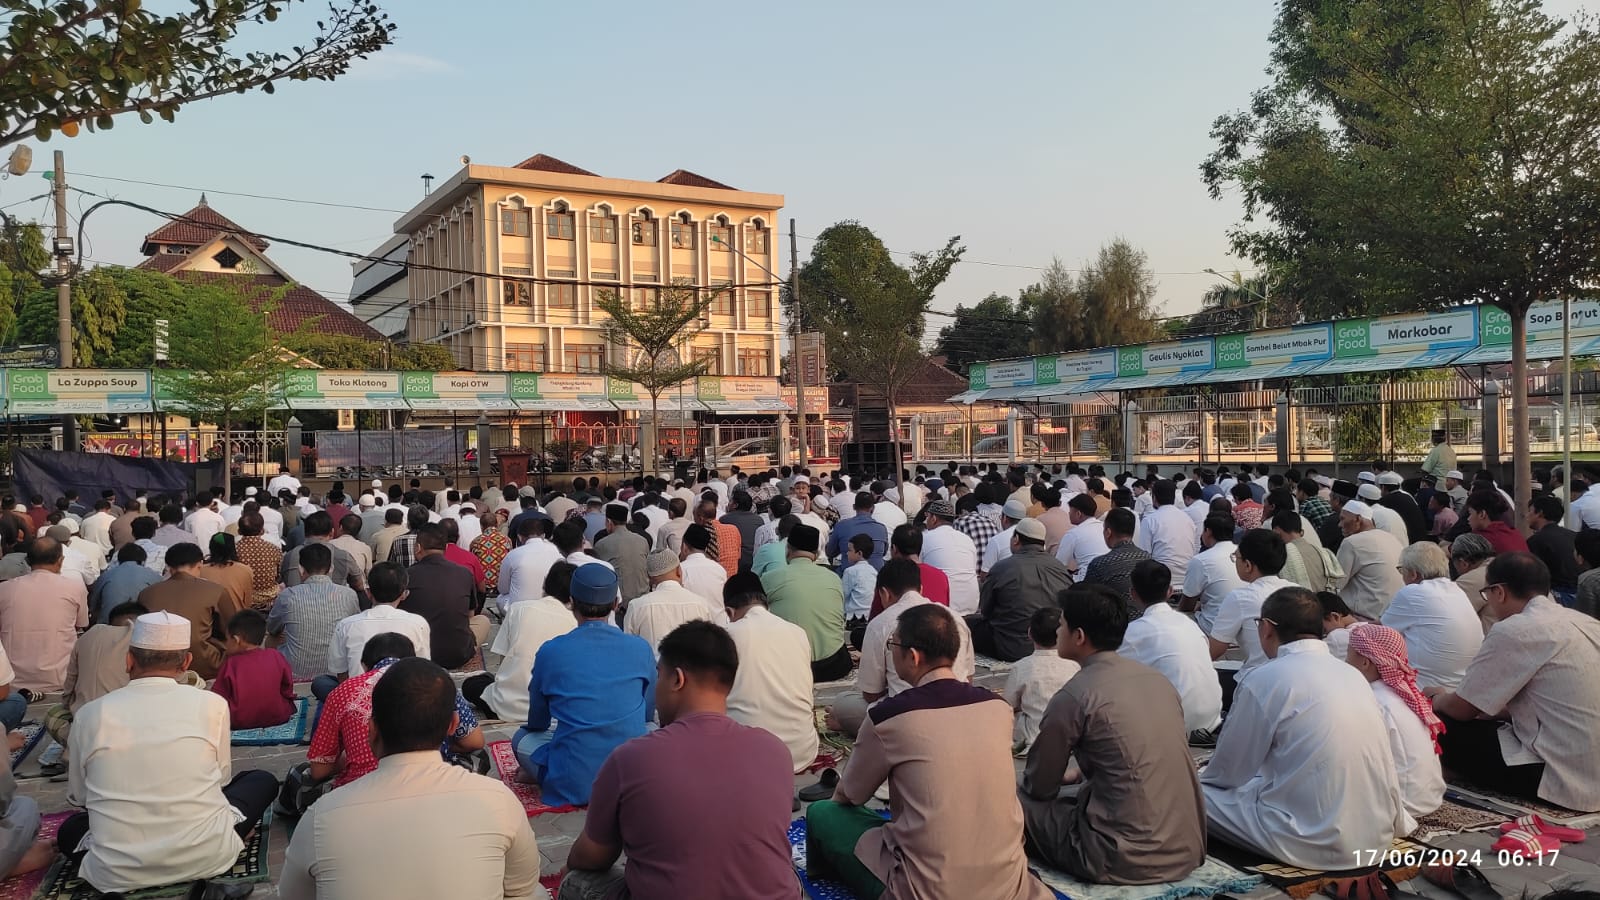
[14,266,125,364]
[933,293,1035,375]
[394,342,457,371]
[1322,371,1450,460]
[97,267,186,367]
[1203,0,1600,522]
[593,281,717,466]
[0,0,395,147]
[1029,242,1165,354]
[162,279,292,432]
[290,334,460,372]
[0,219,46,341]
[797,222,964,495]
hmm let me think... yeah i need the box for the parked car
[711,436,779,471]
[1154,436,1200,455]
[971,435,1064,459]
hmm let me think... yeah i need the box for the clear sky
[4,0,1589,340]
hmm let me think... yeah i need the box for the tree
[0,218,45,341]
[593,281,719,472]
[0,0,395,147]
[1202,0,1600,527]
[1030,241,1166,353]
[797,222,965,499]
[290,332,456,371]
[933,293,1035,376]
[1173,271,1289,338]
[14,266,125,364]
[162,280,294,500]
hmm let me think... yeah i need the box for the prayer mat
[487,740,583,817]
[812,708,856,759]
[37,813,271,899]
[230,697,314,746]
[1410,799,1512,842]
[1445,783,1600,831]
[787,817,1065,900]
[1028,856,1262,900]
[1206,835,1435,900]
[812,672,859,692]
[0,811,71,900]
[7,722,43,771]
[974,654,1017,674]
[451,647,486,675]
[540,872,564,894]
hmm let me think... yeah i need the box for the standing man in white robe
[1201,586,1411,869]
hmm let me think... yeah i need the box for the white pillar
[1007,407,1021,466]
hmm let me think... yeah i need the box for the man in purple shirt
[562,620,798,900]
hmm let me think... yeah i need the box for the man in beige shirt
[369,508,407,569]
[278,657,541,900]
[43,601,141,761]
[0,537,90,692]
[806,604,1052,900]
[330,514,374,576]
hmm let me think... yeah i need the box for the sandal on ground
[1490,828,1560,861]
[1421,862,1500,900]
[797,768,839,803]
[1498,813,1587,843]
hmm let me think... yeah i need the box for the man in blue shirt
[825,492,888,575]
[513,563,655,807]
[89,543,162,623]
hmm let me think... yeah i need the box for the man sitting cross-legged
[561,621,798,900]
[1120,560,1223,739]
[59,611,278,899]
[514,563,656,808]
[1428,552,1600,812]
[807,604,1052,900]
[43,601,143,771]
[1020,583,1205,885]
[723,571,819,774]
[306,632,485,790]
[1201,586,1411,869]
[279,657,541,900]
[1345,624,1446,822]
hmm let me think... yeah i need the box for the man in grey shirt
[596,505,650,606]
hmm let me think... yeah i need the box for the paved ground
[11,639,1598,899]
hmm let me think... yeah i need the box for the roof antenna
[421,174,434,197]
[198,192,208,207]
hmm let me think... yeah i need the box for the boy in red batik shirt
[210,609,295,729]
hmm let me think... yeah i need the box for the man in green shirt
[1421,430,1456,481]
[760,524,850,681]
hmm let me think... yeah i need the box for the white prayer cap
[1342,500,1374,520]
[1357,483,1382,502]
[245,486,258,497]
[60,517,79,535]
[372,479,384,489]
[1446,470,1465,482]
[1377,471,1403,487]
[1357,471,1377,484]
[1313,475,1333,488]
[131,611,192,651]
[358,495,375,508]
[10,505,22,513]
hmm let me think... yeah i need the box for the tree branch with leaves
[593,280,718,472]
[0,0,395,146]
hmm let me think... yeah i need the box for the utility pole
[51,150,76,451]
[790,218,807,469]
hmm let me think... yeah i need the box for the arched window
[547,200,575,241]
[671,212,696,249]
[745,218,769,254]
[709,214,732,252]
[589,203,617,244]
[500,197,530,237]
[631,208,657,246]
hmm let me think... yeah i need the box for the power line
[71,172,412,215]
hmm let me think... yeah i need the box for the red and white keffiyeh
[1349,622,1446,753]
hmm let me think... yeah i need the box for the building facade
[387,154,784,379]
[349,234,409,340]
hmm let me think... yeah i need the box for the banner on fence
[401,372,517,410]
[1107,339,1216,391]
[7,369,153,414]
[1457,300,1600,364]
[510,373,613,411]
[1212,324,1335,382]
[1316,308,1479,375]
[696,376,787,413]
[283,370,407,410]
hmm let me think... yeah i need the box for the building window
[501,208,531,236]
[502,280,531,306]
[711,282,734,316]
[670,219,695,249]
[633,287,661,309]
[505,343,545,371]
[632,272,659,282]
[593,270,619,281]
[566,343,605,373]
[589,215,617,244]
[548,283,577,309]
[547,210,575,241]
[747,289,771,317]
[502,265,531,275]
[745,224,768,254]
[737,349,769,376]
[709,223,732,250]
[463,213,472,241]
[547,268,575,279]
[631,218,657,246]
[695,347,722,375]
[212,247,242,269]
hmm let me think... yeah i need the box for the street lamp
[1203,268,1271,328]
[710,233,808,468]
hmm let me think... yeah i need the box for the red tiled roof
[657,169,736,190]
[827,357,969,408]
[175,272,383,341]
[512,154,599,177]
[135,252,188,273]
[139,200,269,255]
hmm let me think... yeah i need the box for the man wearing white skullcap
[58,610,277,897]
[1335,501,1406,619]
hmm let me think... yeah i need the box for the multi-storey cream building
[388,154,784,380]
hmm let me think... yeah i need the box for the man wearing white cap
[981,497,1029,576]
[60,611,276,898]
[1356,482,1410,546]
[1335,501,1405,619]
[1375,472,1428,544]
[1442,470,1470,513]
[623,550,725,654]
